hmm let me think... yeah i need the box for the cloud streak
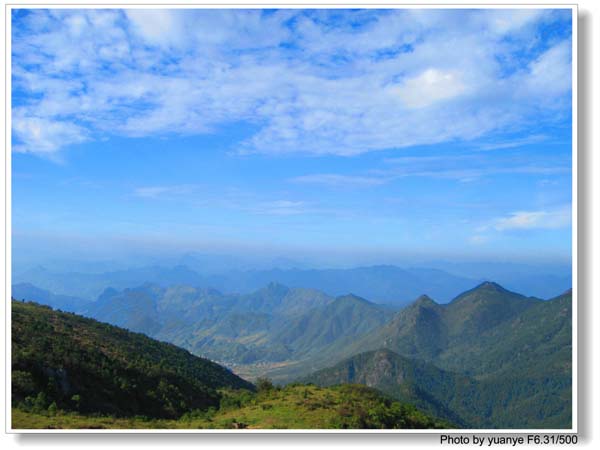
[290,174,387,187]
[494,207,571,231]
[293,157,571,187]
[133,185,199,199]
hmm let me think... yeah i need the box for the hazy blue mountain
[13,263,480,306]
[85,284,164,336]
[425,261,572,299]
[11,283,91,313]
[201,265,478,305]
[12,265,205,300]
[499,274,572,300]
[175,252,311,274]
[13,260,571,307]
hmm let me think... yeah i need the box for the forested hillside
[12,300,252,419]
[11,301,449,430]
[303,285,572,429]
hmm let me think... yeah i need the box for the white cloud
[11,9,572,157]
[481,9,548,35]
[520,40,572,99]
[394,69,467,109]
[494,207,571,231]
[12,111,87,155]
[125,10,184,48]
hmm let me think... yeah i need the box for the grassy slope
[12,384,452,430]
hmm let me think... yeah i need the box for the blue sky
[11,8,573,267]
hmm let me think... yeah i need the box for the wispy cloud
[250,200,309,216]
[133,185,198,199]
[290,156,570,190]
[12,110,88,156]
[290,174,387,187]
[299,161,567,190]
[478,134,549,151]
[493,206,571,231]
[132,185,322,217]
[469,235,489,245]
[11,9,572,157]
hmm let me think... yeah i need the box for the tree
[255,377,274,393]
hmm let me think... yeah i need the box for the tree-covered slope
[438,288,572,377]
[272,294,388,358]
[347,282,547,374]
[302,287,572,429]
[80,283,388,368]
[302,349,476,427]
[11,300,253,419]
[303,347,571,429]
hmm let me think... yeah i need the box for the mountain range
[11,278,572,429]
[302,285,572,428]
[12,262,571,306]
[11,300,449,429]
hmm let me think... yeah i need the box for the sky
[11,8,573,268]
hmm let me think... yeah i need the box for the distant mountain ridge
[13,262,572,305]
[12,283,92,313]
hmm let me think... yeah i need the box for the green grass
[12,384,453,430]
